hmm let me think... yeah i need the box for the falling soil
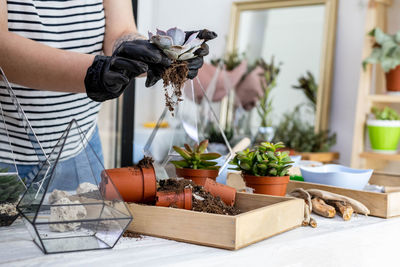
[123,230,143,239]
[158,179,240,216]
[162,61,189,115]
[137,156,154,169]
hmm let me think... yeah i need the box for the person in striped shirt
[0,0,215,188]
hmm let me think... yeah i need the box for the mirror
[227,0,337,131]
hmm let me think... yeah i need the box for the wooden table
[1,215,400,266]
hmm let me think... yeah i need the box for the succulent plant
[292,71,317,109]
[372,106,400,120]
[0,170,25,204]
[149,27,204,61]
[230,142,293,177]
[363,28,400,72]
[171,140,221,170]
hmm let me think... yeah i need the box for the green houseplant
[367,106,400,153]
[171,140,221,185]
[292,71,317,110]
[230,142,293,196]
[0,171,25,226]
[363,28,400,93]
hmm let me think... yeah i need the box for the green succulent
[230,142,293,177]
[292,71,317,109]
[0,169,25,204]
[171,140,221,170]
[372,106,400,120]
[363,28,400,72]
[272,109,336,153]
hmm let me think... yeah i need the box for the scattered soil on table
[138,156,154,169]
[123,230,143,239]
[158,179,240,216]
[162,61,189,114]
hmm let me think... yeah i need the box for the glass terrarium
[0,68,27,226]
[17,119,132,254]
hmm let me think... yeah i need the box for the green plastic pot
[367,120,400,153]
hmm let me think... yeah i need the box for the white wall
[135,0,400,166]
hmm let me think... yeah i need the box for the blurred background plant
[292,71,317,110]
[371,106,400,120]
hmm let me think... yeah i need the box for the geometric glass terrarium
[17,119,132,254]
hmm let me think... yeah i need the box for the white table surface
[1,215,400,267]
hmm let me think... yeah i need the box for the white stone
[76,182,98,195]
[49,197,87,232]
[48,189,70,204]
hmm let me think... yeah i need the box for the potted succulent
[367,106,400,153]
[102,157,157,203]
[230,142,293,196]
[363,28,400,93]
[0,172,25,226]
[171,140,221,185]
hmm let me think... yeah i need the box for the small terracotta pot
[175,168,219,186]
[156,187,192,210]
[386,65,400,92]
[203,178,236,206]
[243,175,290,196]
[101,166,156,203]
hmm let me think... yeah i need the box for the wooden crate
[287,172,400,218]
[127,192,304,250]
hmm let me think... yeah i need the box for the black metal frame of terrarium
[0,68,28,227]
[17,119,133,254]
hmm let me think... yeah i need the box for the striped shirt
[0,0,105,164]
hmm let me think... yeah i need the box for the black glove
[145,29,218,87]
[113,39,172,88]
[85,39,171,102]
[185,29,217,79]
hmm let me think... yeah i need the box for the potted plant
[102,157,157,203]
[171,140,221,185]
[363,28,400,93]
[0,172,25,226]
[230,142,293,196]
[251,58,281,144]
[272,108,338,163]
[367,106,400,153]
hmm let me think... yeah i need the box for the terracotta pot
[203,178,236,206]
[243,175,290,196]
[156,187,192,210]
[175,168,219,186]
[101,166,156,203]
[386,65,400,92]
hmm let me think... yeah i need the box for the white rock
[76,182,98,195]
[48,189,70,204]
[49,197,87,232]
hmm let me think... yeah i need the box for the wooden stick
[311,197,336,218]
[328,200,354,221]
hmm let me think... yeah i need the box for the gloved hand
[85,39,171,102]
[145,29,218,87]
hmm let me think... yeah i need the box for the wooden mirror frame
[224,0,338,131]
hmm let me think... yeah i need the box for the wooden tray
[287,172,400,218]
[127,192,304,250]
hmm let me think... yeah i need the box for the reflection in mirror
[236,5,325,126]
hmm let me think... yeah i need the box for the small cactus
[0,170,25,204]
[171,140,221,170]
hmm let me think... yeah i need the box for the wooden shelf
[360,152,400,161]
[368,94,400,103]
